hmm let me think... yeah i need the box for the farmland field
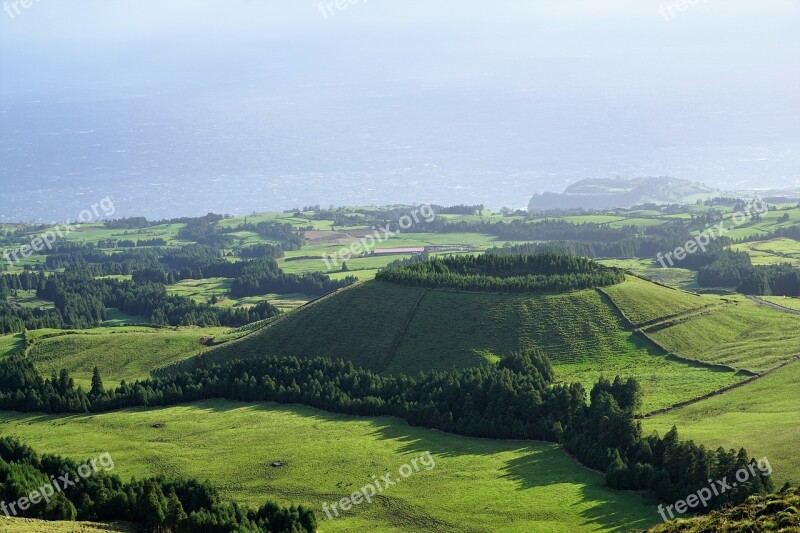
[599,276,709,326]
[387,287,742,412]
[0,400,661,533]
[166,277,232,303]
[596,259,698,290]
[642,359,800,487]
[645,295,800,372]
[188,282,427,372]
[731,238,800,266]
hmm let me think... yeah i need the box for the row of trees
[0,351,771,509]
[377,254,625,293]
[0,436,315,532]
[738,264,800,296]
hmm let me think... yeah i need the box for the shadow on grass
[0,400,660,532]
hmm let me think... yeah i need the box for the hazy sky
[1,1,799,217]
[2,0,798,97]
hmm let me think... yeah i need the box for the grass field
[731,238,800,266]
[0,332,25,356]
[166,277,232,303]
[643,359,800,488]
[646,295,800,372]
[280,255,404,275]
[102,308,148,326]
[329,269,380,281]
[0,400,661,533]
[0,519,137,532]
[387,287,741,413]
[599,276,709,327]
[27,327,234,387]
[595,259,698,291]
[8,289,54,310]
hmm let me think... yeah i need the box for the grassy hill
[598,275,710,327]
[0,400,661,533]
[180,279,745,413]
[644,295,800,373]
[25,327,240,387]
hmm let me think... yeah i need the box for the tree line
[0,351,771,511]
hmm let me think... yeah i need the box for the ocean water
[1,83,799,222]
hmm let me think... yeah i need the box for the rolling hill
[170,278,747,413]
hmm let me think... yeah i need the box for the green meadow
[27,327,233,387]
[0,400,661,533]
[643,359,800,488]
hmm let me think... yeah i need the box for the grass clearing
[0,332,25,356]
[166,277,232,304]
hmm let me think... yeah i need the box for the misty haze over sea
[1,0,799,221]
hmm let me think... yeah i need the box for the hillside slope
[647,486,800,532]
[182,279,745,412]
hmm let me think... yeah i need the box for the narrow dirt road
[746,295,800,315]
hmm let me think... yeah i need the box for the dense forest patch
[376,253,625,293]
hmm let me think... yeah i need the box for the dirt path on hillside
[746,295,800,315]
